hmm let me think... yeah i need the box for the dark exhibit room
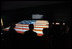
[1,1,71,48]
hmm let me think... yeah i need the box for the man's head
[29,24,34,30]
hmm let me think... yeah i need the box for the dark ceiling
[1,1,71,28]
[1,1,71,11]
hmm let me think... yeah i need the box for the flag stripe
[16,24,48,26]
[4,28,43,32]
[16,25,48,28]
[16,25,48,26]
[16,26,48,28]
[4,28,43,33]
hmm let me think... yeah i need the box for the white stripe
[14,28,43,30]
[16,24,48,25]
[34,28,43,30]
[34,24,49,25]
[16,26,29,28]
[16,24,28,26]
[35,26,48,27]
[16,24,48,26]
[34,31,43,34]
[15,29,27,32]
[16,25,48,27]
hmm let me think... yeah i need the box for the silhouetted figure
[24,24,37,40]
[42,28,49,48]
[43,28,49,40]
[8,24,17,40]
[42,25,55,48]
[49,28,54,39]
[43,25,61,48]
[23,24,37,48]
[50,24,70,48]
[7,24,18,48]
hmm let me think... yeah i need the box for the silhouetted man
[8,24,17,40]
[42,27,55,48]
[24,24,37,40]
[23,24,37,48]
[7,24,18,48]
[41,28,49,48]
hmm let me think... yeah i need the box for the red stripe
[16,31,24,33]
[37,33,43,36]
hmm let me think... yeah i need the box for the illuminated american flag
[3,20,49,36]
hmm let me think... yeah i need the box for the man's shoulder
[24,31,30,34]
[33,32,37,34]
